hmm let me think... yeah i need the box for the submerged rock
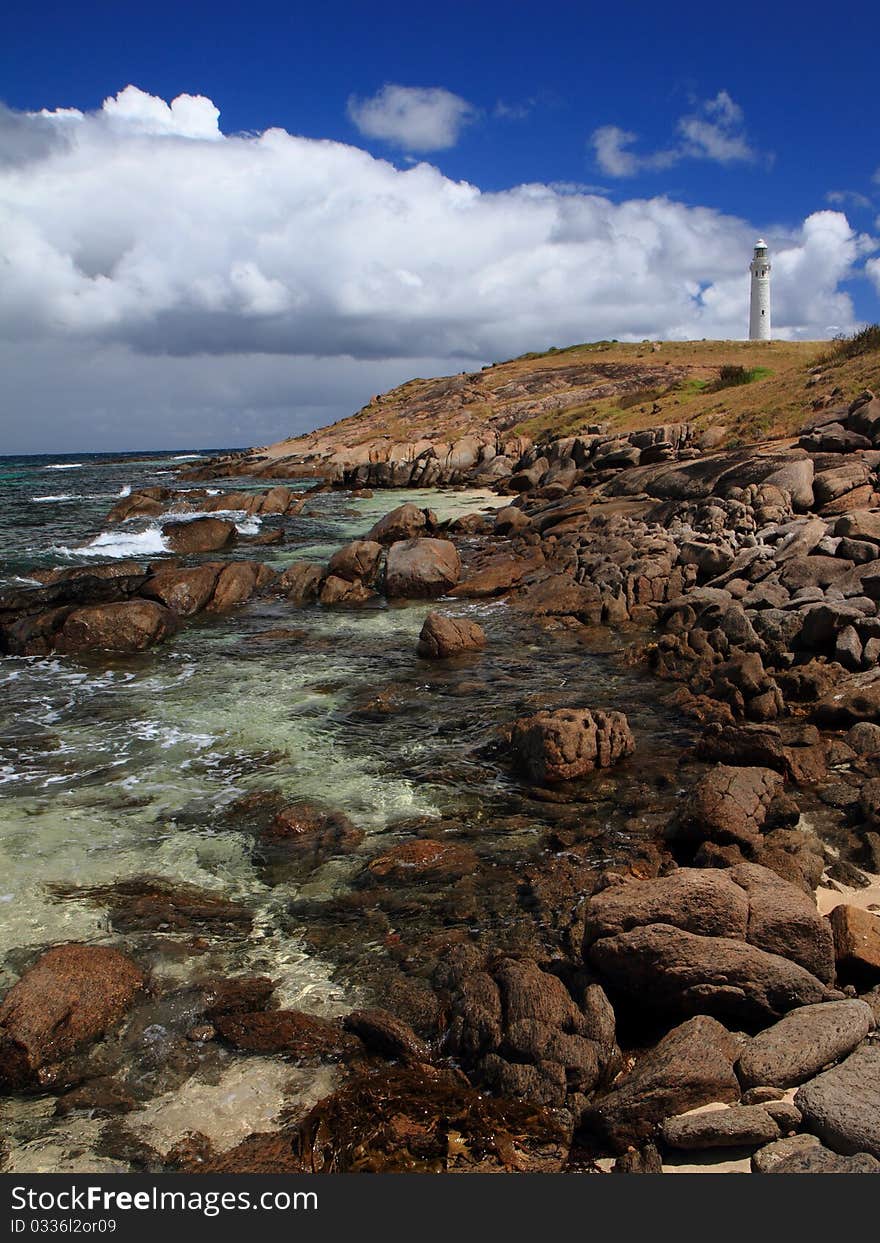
[0,945,145,1090]
[291,1063,570,1172]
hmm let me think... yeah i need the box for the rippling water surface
[0,451,693,1170]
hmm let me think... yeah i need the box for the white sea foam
[117,484,132,497]
[170,454,205,461]
[52,526,169,560]
[30,494,79,503]
[42,463,84,470]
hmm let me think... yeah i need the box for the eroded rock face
[0,945,145,1089]
[509,708,635,783]
[737,999,875,1088]
[384,538,461,599]
[437,947,619,1112]
[581,1015,742,1153]
[53,600,178,654]
[416,612,485,658]
[342,1009,431,1065]
[161,517,237,554]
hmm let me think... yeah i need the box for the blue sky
[2,0,879,450]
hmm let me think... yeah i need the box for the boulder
[752,1133,880,1173]
[208,561,274,612]
[0,945,144,1089]
[813,678,880,727]
[319,574,375,606]
[737,999,875,1088]
[367,503,433,545]
[795,1044,880,1157]
[589,923,830,1025]
[584,869,749,945]
[162,517,237,554]
[494,506,532,536]
[342,1009,431,1065]
[416,612,486,658]
[327,540,384,585]
[141,564,220,615]
[276,561,324,604]
[828,904,880,984]
[729,862,835,984]
[662,1104,780,1150]
[509,708,634,783]
[53,600,178,653]
[384,539,461,599]
[673,765,783,852]
[581,1016,741,1153]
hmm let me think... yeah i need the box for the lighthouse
[749,238,771,340]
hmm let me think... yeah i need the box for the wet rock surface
[0,945,145,1090]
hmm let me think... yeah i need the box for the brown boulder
[589,923,830,1025]
[730,862,835,983]
[584,869,750,946]
[206,561,275,612]
[162,517,237,554]
[416,611,485,658]
[342,1008,431,1064]
[53,600,177,653]
[327,540,384,584]
[384,538,461,599]
[0,945,144,1089]
[737,999,875,1088]
[276,561,324,604]
[673,765,783,852]
[319,574,376,606]
[141,564,220,615]
[509,707,635,783]
[366,503,434,545]
[662,1105,781,1150]
[581,1015,742,1153]
[829,904,880,984]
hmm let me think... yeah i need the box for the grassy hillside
[259,332,880,462]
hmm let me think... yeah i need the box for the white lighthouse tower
[749,238,771,340]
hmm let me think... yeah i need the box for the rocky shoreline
[3,389,880,1174]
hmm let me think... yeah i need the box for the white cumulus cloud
[592,90,761,177]
[347,84,475,151]
[0,86,875,452]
